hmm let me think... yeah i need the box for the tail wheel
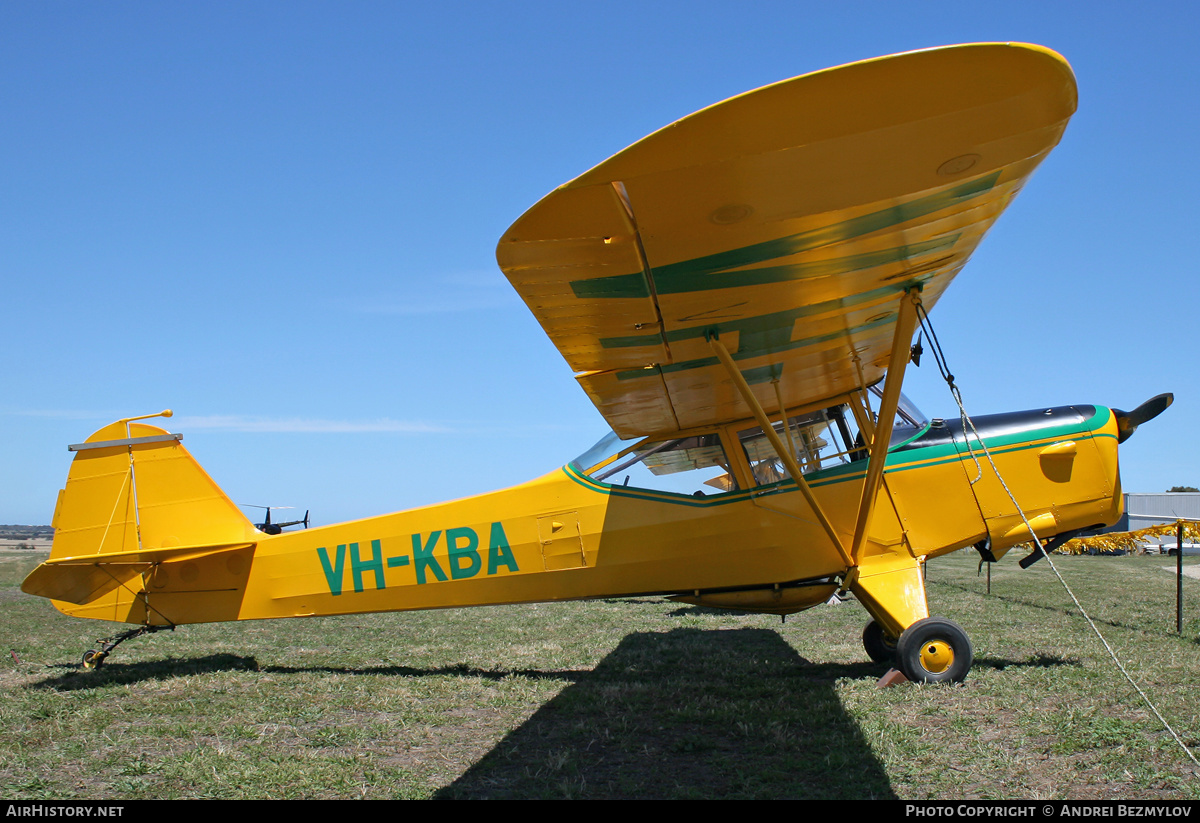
[895,617,973,684]
[81,649,105,670]
[862,620,898,663]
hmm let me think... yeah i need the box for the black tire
[895,617,973,684]
[862,620,897,663]
[81,649,104,670]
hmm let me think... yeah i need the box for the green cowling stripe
[807,406,1113,486]
[569,172,1000,300]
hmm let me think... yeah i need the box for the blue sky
[3,1,1197,526]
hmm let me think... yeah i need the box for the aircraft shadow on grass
[31,653,589,690]
[25,627,1076,798]
[31,653,261,691]
[435,627,898,800]
[29,626,1073,691]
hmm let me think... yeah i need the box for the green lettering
[446,526,481,580]
[412,531,447,584]
[351,540,386,592]
[487,522,519,574]
[317,544,346,596]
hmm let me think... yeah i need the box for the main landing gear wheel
[895,617,973,684]
[862,620,898,663]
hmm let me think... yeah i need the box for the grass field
[3,548,1200,799]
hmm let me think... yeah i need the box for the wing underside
[497,43,1077,438]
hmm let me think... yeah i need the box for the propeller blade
[1113,393,1173,444]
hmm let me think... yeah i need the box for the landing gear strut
[80,625,173,670]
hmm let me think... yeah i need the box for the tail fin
[22,421,258,617]
[49,420,256,559]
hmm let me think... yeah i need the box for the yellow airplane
[22,43,1171,683]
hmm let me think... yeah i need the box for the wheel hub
[919,640,954,674]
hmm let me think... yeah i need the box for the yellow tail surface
[22,421,258,624]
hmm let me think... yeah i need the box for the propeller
[1112,393,1174,444]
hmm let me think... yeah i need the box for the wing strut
[848,290,922,564]
[707,334,853,569]
[847,353,877,446]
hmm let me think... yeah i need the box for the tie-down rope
[914,302,1199,768]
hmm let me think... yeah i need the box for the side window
[735,392,932,487]
[737,406,866,486]
[592,434,740,496]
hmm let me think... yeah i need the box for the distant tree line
[0,525,54,538]
[1167,486,1200,493]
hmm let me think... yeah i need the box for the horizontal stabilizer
[21,542,255,605]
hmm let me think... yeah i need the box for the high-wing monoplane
[22,43,1171,682]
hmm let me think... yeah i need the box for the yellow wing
[497,43,1077,439]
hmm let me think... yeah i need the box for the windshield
[868,386,929,432]
[570,430,641,476]
[570,431,740,496]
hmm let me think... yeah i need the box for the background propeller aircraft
[21,43,1170,683]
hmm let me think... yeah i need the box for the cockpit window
[571,432,740,496]
[571,389,930,493]
[737,410,840,485]
[737,390,930,486]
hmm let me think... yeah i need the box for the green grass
[3,549,1200,799]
